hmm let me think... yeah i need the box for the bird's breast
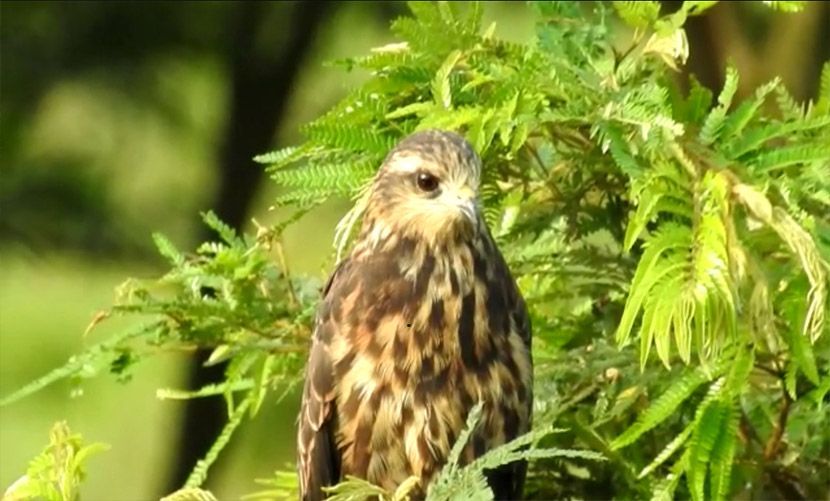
[325,237,532,493]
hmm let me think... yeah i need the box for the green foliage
[312,403,604,501]
[3,422,108,501]
[241,470,300,500]
[4,1,830,499]
[161,488,219,501]
[761,1,806,12]
[3,210,319,489]
[610,359,728,450]
[426,408,604,500]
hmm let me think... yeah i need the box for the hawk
[297,130,533,500]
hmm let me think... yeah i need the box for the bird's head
[362,130,483,248]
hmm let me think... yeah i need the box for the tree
[3,2,828,499]
[172,2,336,493]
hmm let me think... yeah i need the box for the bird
[297,129,533,500]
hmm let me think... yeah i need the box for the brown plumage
[297,130,533,500]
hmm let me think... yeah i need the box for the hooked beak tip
[446,186,478,226]
[461,204,476,222]
[458,199,478,226]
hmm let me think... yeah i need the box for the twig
[763,389,792,461]
[526,143,564,200]
[273,240,299,308]
[754,363,783,378]
[670,142,699,178]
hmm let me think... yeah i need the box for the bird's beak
[452,186,478,224]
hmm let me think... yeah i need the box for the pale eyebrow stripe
[384,147,480,185]
[387,153,422,173]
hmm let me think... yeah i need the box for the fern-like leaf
[749,144,830,173]
[610,361,726,450]
[432,50,462,109]
[686,379,727,501]
[616,223,692,347]
[637,420,694,478]
[184,393,253,488]
[699,66,739,145]
[708,401,739,501]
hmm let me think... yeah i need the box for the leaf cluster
[2,422,109,501]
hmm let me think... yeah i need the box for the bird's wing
[297,259,349,501]
[487,249,534,500]
[513,290,532,349]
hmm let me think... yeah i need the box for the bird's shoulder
[479,233,532,348]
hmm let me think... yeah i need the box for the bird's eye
[416,172,440,192]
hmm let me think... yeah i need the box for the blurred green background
[0,1,826,499]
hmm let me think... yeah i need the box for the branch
[273,239,299,308]
[763,389,792,461]
[526,143,564,200]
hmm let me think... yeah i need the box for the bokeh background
[0,2,827,499]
